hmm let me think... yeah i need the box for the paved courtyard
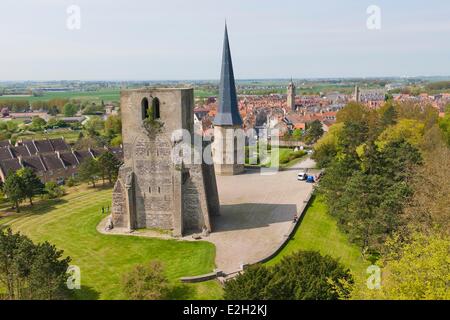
[205,157,318,274]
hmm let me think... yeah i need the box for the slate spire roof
[213,23,243,126]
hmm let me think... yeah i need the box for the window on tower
[152,97,160,119]
[141,97,149,120]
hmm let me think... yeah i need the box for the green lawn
[0,89,120,103]
[0,186,223,300]
[266,195,370,285]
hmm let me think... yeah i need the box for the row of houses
[0,138,123,183]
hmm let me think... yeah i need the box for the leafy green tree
[84,116,105,138]
[29,116,47,131]
[122,260,169,300]
[224,251,353,300]
[3,172,25,212]
[110,135,122,147]
[223,264,272,300]
[78,158,100,188]
[438,112,450,147]
[98,151,122,184]
[291,128,303,141]
[105,115,122,135]
[46,118,69,129]
[379,102,397,128]
[336,102,369,124]
[28,241,72,299]
[47,105,59,116]
[44,181,65,199]
[354,233,450,300]
[304,120,324,144]
[376,119,424,150]
[403,143,450,234]
[17,168,44,205]
[0,228,71,300]
[312,123,343,168]
[63,103,78,117]
[267,251,353,300]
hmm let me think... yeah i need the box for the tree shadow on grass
[23,198,68,215]
[167,283,196,300]
[0,198,69,228]
[71,285,101,300]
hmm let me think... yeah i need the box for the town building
[0,138,122,183]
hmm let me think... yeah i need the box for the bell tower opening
[141,98,149,120]
[152,97,160,119]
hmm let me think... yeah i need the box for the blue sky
[0,0,449,80]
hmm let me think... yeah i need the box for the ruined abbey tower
[111,88,220,237]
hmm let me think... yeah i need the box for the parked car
[297,171,308,181]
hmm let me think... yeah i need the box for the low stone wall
[180,270,224,283]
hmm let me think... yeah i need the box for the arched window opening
[152,97,160,119]
[141,98,149,120]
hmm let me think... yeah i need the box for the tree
[63,103,78,117]
[438,112,450,147]
[105,115,122,135]
[3,172,25,212]
[110,135,122,147]
[354,233,450,300]
[44,181,65,199]
[224,251,353,300]
[17,168,44,206]
[304,120,324,145]
[336,102,369,124]
[223,264,272,300]
[0,228,71,300]
[376,119,424,150]
[78,158,100,188]
[122,260,169,300]
[98,151,121,185]
[379,102,397,128]
[47,105,59,116]
[28,241,72,299]
[312,123,343,168]
[29,116,46,131]
[84,116,105,138]
[403,143,450,235]
[291,128,303,141]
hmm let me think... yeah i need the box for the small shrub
[44,181,65,199]
[122,260,170,300]
[66,177,77,187]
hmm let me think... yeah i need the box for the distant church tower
[287,79,296,110]
[212,24,245,176]
[354,85,361,103]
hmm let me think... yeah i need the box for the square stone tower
[111,88,220,237]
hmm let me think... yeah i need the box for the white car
[297,171,308,181]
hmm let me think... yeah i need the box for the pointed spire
[214,23,243,126]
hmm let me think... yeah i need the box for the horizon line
[1,75,450,83]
